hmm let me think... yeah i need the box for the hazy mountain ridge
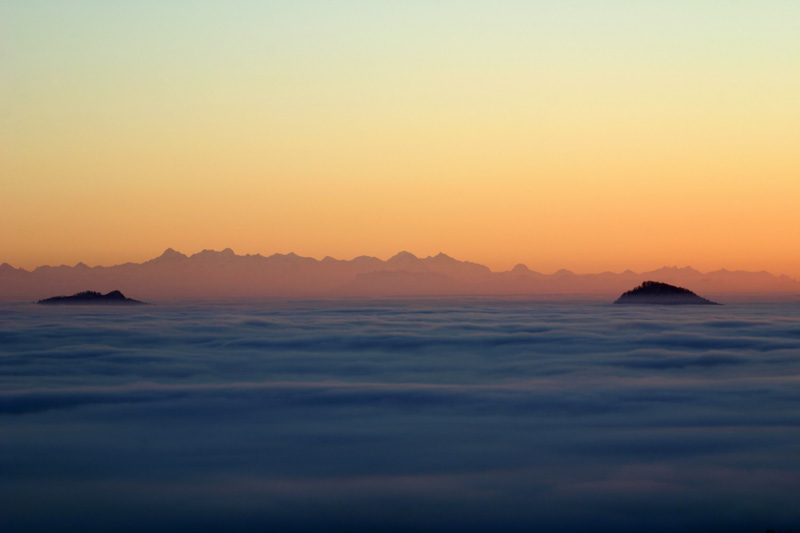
[1,249,798,300]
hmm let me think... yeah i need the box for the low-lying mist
[2,299,799,532]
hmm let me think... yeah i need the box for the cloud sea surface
[1,298,799,532]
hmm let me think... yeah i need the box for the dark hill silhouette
[37,290,145,305]
[614,281,719,305]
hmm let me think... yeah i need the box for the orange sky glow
[2,2,798,277]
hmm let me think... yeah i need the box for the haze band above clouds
[2,248,798,301]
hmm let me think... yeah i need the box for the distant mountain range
[1,249,798,301]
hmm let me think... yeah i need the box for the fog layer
[2,299,799,532]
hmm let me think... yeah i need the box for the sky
[2,1,799,276]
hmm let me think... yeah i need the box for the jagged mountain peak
[155,248,188,261]
[389,251,418,262]
[267,252,308,261]
[188,248,240,260]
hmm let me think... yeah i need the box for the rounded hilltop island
[37,290,146,305]
[614,281,719,305]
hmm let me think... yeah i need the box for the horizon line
[2,247,795,281]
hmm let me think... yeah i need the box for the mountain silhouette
[37,290,146,305]
[614,281,719,305]
[1,249,797,301]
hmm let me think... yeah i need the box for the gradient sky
[2,1,799,276]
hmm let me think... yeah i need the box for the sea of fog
[1,298,799,532]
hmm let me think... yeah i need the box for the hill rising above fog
[1,249,798,301]
[37,290,145,305]
[614,281,719,305]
